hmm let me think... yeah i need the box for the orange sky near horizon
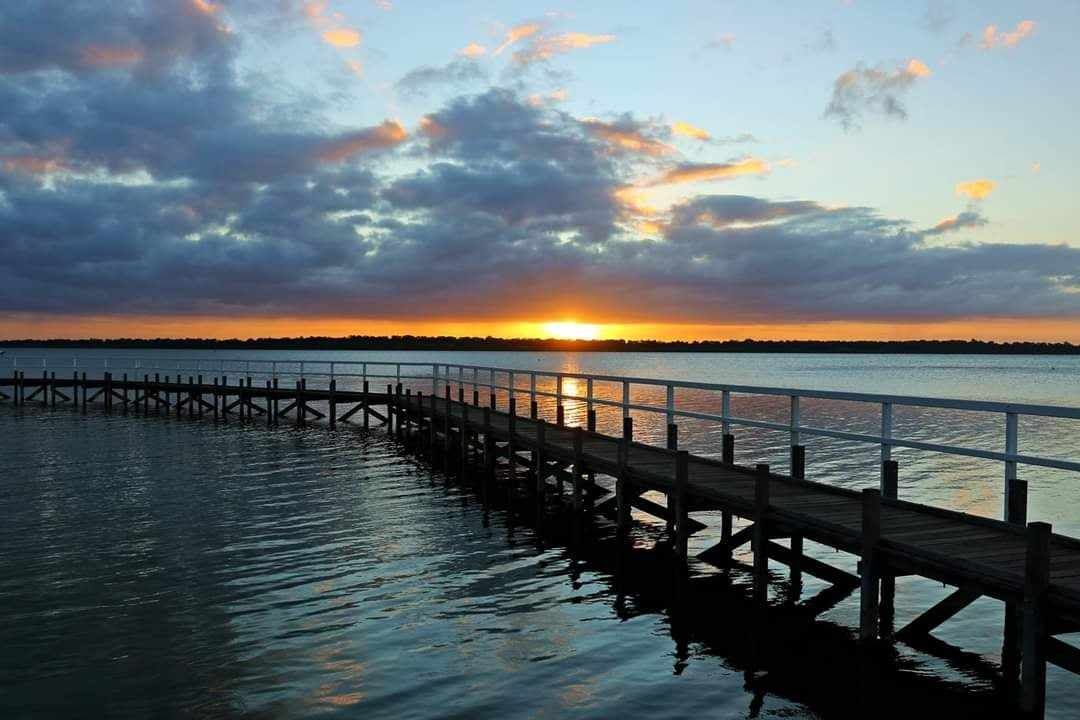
[1,314,1077,343]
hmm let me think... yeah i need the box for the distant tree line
[2,336,1079,354]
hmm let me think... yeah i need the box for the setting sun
[541,321,601,340]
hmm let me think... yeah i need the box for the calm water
[3,351,1080,718]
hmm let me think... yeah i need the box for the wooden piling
[880,459,899,627]
[1021,521,1051,716]
[572,427,584,516]
[859,488,882,641]
[556,404,564,427]
[587,409,596,431]
[483,407,494,499]
[472,389,479,406]
[507,398,517,488]
[81,372,87,413]
[266,380,273,426]
[616,437,631,535]
[272,378,279,426]
[667,423,678,450]
[791,444,805,479]
[535,420,547,502]
[489,392,496,410]
[50,372,56,409]
[329,379,337,429]
[530,400,538,419]
[674,451,689,560]
[443,385,452,457]
[753,464,771,602]
[362,380,369,428]
[623,416,633,441]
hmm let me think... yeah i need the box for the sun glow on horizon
[541,321,601,340]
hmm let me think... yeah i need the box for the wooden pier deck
[3,369,1079,717]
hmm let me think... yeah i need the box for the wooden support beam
[1047,636,1080,675]
[698,524,755,564]
[896,588,980,639]
[764,540,858,588]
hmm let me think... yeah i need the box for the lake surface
[2,350,1079,718]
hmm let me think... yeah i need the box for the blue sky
[0,1,1077,340]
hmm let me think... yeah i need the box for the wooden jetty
[3,363,1080,717]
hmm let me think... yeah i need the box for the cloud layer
[0,3,1076,328]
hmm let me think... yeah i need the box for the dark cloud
[395,57,487,98]
[921,210,987,237]
[0,0,234,77]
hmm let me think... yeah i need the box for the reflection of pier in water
[4,357,1080,718]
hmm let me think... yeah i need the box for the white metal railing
[5,355,1079,519]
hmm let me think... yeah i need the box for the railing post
[665,384,674,427]
[880,401,893,491]
[790,395,804,478]
[1004,412,1018,521]
[529,372,537,415]
[721,390,734,464]
[431,364,437,397]
[622,381,630,418]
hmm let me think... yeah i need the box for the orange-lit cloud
[317,120,406,163]
[323,27,361,47]
[493,22,542,55]
[80,45,144,68]
[645,157,770,186]
[191,0,220,15]
[671,121,710,141]
[2,154,67,175]
[980,20,1036,49]
[613,186,660,217]
[418,115,447,138]
[955,178,996,200]
[460,42,486,58]
[582,119,673,157]
[905,58,931,77]
[514,32,615,64]
[345,59,363,77]
[527,88,568,106]
[1031,161,1041,173]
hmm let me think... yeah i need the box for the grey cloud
[824,61,928,130]
[395,58,487,99]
